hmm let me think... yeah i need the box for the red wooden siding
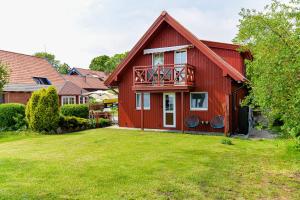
[117,23,240,133]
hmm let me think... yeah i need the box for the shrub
[59,115,89,132]
[0,103,26,130]
[221,138,233,145]
[61,104,89,118]
[98,118,111,127]
[26,86,60,133]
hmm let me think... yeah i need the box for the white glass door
[163,93,176,128]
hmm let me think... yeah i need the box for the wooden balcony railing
[133,64,195,88]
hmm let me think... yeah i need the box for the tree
[89,55,110,72]
[0,61,9,93]
[89,52,128,73]
[58,63,70,74]
[34,52,60,68]
[234,0,300,141]
[26,86,60,133]
[34,52,70,74]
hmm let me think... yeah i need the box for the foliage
[89,52,128,73]
[34,52,70,74]
[26,88,43,129]
[34,52,60,68]
[59,115,90,132]
[0,103,26,130]
[221,138,233,145]
[58,63,70,74]
[13,113,27,131]
[26,86,60,133]
[0,61,9,93]
[234,0,300,141]
[61,104,89,119]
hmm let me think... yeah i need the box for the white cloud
[0,0,271,68]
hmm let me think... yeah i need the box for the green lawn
[0,129,299,200]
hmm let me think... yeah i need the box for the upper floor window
[190,92,208,111]
[174,50,187,65]
[33,77,51,85]
[152,53,164,66]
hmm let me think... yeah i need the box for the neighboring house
[105,11,249,134]
[68,67,108,81]
[0,50,88,105]
[63,74,108,92]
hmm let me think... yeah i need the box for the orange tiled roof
[0,50,65,85]
[71,67,108,81]
[63,75,108,90]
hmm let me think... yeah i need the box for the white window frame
[61,96,76,105]
[174,49,187,65]
[136,92,150,110]
[79,96,88,104]
[163,93,176,128]
[152,52,164,66]
[190,92,208,111]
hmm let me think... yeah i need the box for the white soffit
[143,44,193,55]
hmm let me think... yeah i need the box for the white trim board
[144,44,193,55]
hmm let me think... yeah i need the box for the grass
[0,129,299,200]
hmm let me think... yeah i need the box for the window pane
[62,97,68,105]
[144,93,150,109]
[153,53,164,66]
[70,97,75,104]
[191,93,208,109]
[165,94,174,111]
[136,93,141,109]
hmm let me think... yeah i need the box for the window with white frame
[62,96,76,105]
[136,92,150,110]
[190,92,208,110]
[79,96,88,104]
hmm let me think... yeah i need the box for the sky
[0,0,272,68]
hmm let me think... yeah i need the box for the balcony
[132,64,195,91]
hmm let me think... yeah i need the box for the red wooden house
[105,11,248,134]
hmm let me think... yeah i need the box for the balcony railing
[133,64,195,88]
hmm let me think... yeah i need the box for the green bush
[61,104,89,118]
[98,118,111,127]
[221,138,233,145]
[0,103,26,130]
[26,86,60,133]
[59,115,89,132]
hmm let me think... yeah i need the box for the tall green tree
[89,52,128,73]
[0,61,9,92]
[34,52,70,74]
[234,0,300,140]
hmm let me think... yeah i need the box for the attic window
[33,77,51,85]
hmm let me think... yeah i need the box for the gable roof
[105,11,246,86]
[0,50,65,85]
[69,67,108,81]
[63,75,108,90]
[57,81,88,95]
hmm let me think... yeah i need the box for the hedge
[0,103,25,130]
[61,104,89,118]
[59,115,90,132]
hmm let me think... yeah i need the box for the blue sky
[0,0,272,68]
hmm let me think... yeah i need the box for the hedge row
[0,103,25,130]
[60,104,89,119]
